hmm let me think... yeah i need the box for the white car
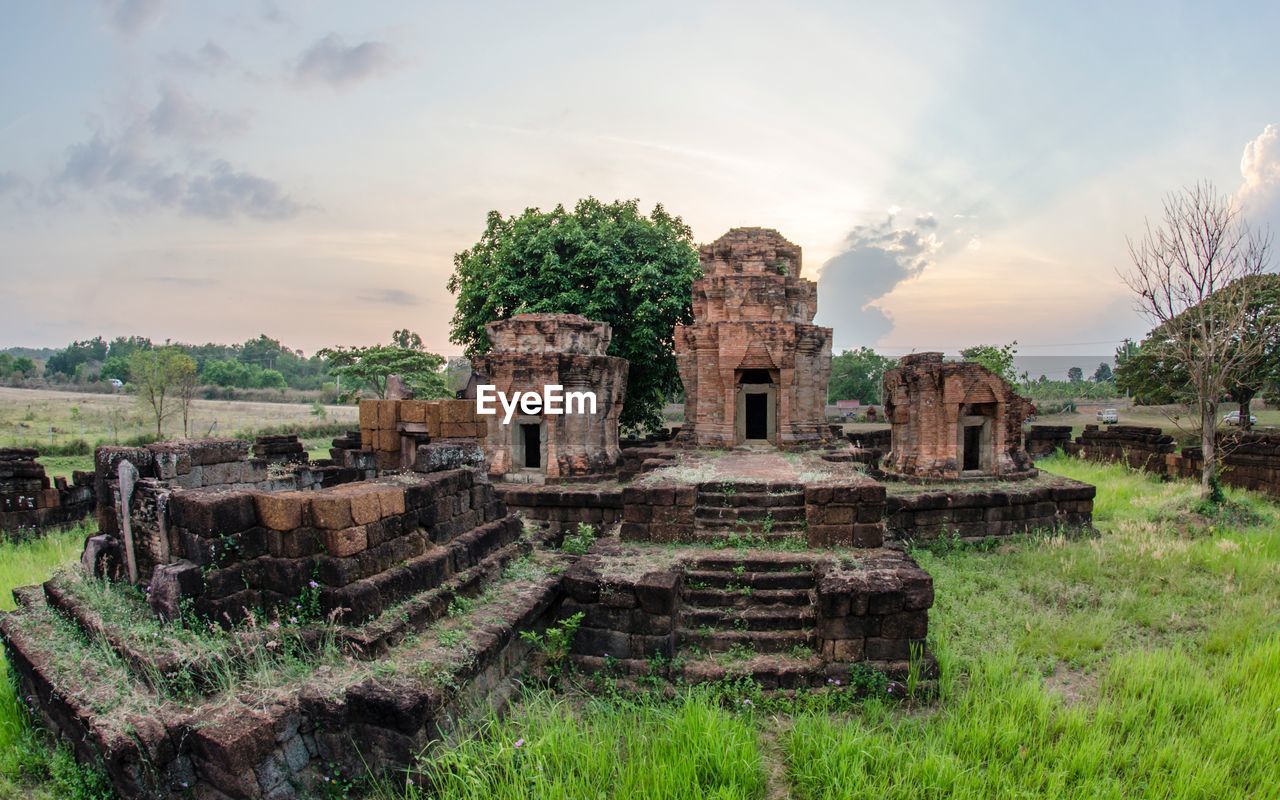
[1096,409,1118,424]
[1222,410,1258,426]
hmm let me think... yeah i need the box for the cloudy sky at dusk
[2,1,1279,359]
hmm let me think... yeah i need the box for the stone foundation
[561,543,934,686]
[493,484,624,534]
[885,476,1096,541]
[1025,425,1072,458]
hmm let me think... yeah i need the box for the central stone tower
[675,228,833,448]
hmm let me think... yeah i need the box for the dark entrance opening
[963,425,982,471]
[739,369,773,385]
[521,423,541,469]
[745,394,768,440]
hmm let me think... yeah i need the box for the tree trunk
[1200,399,1217,499]
[1239,389,1254,431]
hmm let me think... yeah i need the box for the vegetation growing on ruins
[3,456,1279,798]
[447,197,702,433]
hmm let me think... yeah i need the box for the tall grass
[378,691,766,800]
[0,524,113,800]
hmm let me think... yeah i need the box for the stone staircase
[676,554,816,655]
[692,480,807,541]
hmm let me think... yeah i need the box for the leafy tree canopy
[1093,363,1113,383]
[447,197,701,433]
[960,341,1018,383]
[129,347,197,436]
[1116,274,1280,407]
[319,330,450,401]
[828,347,896,404]
[1067,366,1084,383]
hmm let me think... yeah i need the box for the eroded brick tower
[675,228,833,448]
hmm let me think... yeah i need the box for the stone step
[695,481,804,495]
[682,587,812,608]
[683,569,814,591]
[687,555,816,573]
[682,605,815,631]
[694,491,805,508]
[569,651,833,690]
[694,505,806,522]
[696,517,803,529]
[677,627,815,654]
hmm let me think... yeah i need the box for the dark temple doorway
[963,425,981,471]
[521,423,541,469]
[745,393,768,440]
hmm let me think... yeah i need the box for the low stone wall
[1064,425,1176,471]
[1025,425,1072,458]
[1064,425,1280,498]
[885,478,1096,541]
[94,438,373,584]
[494,484,623,533]
[140,469,513,625]
[620,483,696,542]
[803,484,886,548]
[0,448,94,539]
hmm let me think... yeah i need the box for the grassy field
[1,457,1278,798]
[381,456,1280,799]
[0,386,359,479]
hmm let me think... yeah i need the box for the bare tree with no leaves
[1122,182,1272,499]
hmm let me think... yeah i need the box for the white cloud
[1238,123,1280,228]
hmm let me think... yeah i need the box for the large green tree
[1116,273,1280,425]
[320,330,450,401]
[447,198,702,432]
[828,347,896,404]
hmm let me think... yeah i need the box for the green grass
[784,454,1280,799]
[369,455,1280,799]
[3,456,1280,799]
[0,523,114,800]
[373,692,766,800]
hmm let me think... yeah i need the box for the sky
[2,1,1279,360]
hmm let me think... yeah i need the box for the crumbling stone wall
[493,484,624,534]
[675,229,834,449]
[94,438,373,585]
[1026,425,1072,458]
[359,399,486,471]
[473,314,628,482]
[151,468,514,625]
[885,478,1095,541]
[1068,426,1280,498]
[1064,425,1175,472]
[0,448,94,539]
[881,352,1035,479]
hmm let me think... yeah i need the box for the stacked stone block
[803,483,886,548]
[0,448,94,537]
[494,484,623,533]
[253,434,308,464]
[815,549,932,665]
[158,469,515,625]
[885,479,1095,541]
[359,399,486,471]
[619,483,696,542]
[1064,425,1175,472]
[1025,425,1072,458]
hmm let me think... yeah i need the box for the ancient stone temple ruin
[0,225,1097,800]
[675,228,834,448]
[881,352,1036,480]
[473,314,628,482]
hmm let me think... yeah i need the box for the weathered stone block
[326,526,368,558]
